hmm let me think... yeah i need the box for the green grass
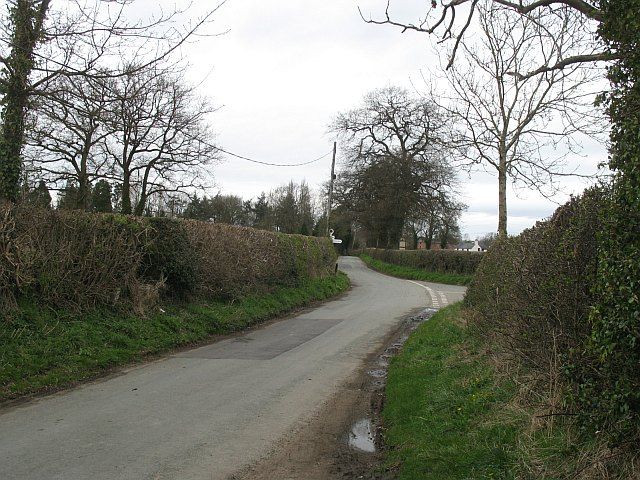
[383,303,523,479]
[359,254,473,286]
[0,273,349,402]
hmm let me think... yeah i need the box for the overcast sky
[155,0,607,238]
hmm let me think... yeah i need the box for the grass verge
[383,303,523,479]
[0,273,349,402]
[359,254,472,286]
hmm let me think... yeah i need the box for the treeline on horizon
[22,178,324,236]
[22,172,470,249]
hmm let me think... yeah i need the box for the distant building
[456,239,485,252]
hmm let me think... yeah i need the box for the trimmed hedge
[183,221,336,300]
[362,247,482,275]
[465,188,604,391]
[0,205,147,310]
[0,205,337,312]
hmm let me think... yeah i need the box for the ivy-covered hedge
[579,0,640,446]
[0,205,337,312]
[362,247,483,275]
[464,186,640,459]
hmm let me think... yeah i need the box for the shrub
[464,187,605,407]
[139,217,197,298]
[577,0,640,444]
[578,176,640,442]
[183,221,336,299]
[362,248,482,275]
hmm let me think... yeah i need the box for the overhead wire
[0,38,334,169]
[214,146,333,167]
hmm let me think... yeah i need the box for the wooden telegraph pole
[326,141,337,236]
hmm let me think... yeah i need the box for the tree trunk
[78,172,90,211]
[121,173,132,214]
[77,131,95,211]
[77,153,90,211]
[133,195,146,216]
[498,158,508,237]
[0,1,50,201]
[426,213,435,249]
[0,89,28,202]
[440,223,450,249]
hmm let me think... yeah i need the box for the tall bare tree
[25,74,112,209]
[0,0,224,202]
[440,4,602,235]
[361,0,613,75]
[104,65,218,215]
[331,86,458,248]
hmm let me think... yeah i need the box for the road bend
[0,256,465,480]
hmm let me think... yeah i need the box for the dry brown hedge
[0,205,337,312]
[0,205,147,310]
[183,221,337,299]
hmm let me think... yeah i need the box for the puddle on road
[377,357,390,369]
[346,307,440,456]
[348,418,376,453]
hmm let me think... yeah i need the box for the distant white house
[456,239,485,252]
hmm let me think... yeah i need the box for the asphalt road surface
[0,256,466,480]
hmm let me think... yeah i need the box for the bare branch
[361,0,606,74]
[508,52,620,79]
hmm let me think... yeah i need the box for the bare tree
[439,4,603,235]
[407,193,465,249]
[332,86,449,166]
[104,65,219,215]
[331,86,459,248]
[0,0,225,201]
[269,182,299,234]
[25,74,113,209]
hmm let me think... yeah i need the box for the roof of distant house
[478,239,492,250]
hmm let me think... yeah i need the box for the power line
[215,146,333,167]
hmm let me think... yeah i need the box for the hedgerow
[464,183,640,473]
[575,0,640,445]
[362,247,482,275]
[0,205,146,310]
[465,188,605,401]
[0,205,337,312]
[183,221,336,300]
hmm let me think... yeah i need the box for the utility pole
[326,141,337,236]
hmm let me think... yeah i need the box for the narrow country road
[0,257,465,480]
